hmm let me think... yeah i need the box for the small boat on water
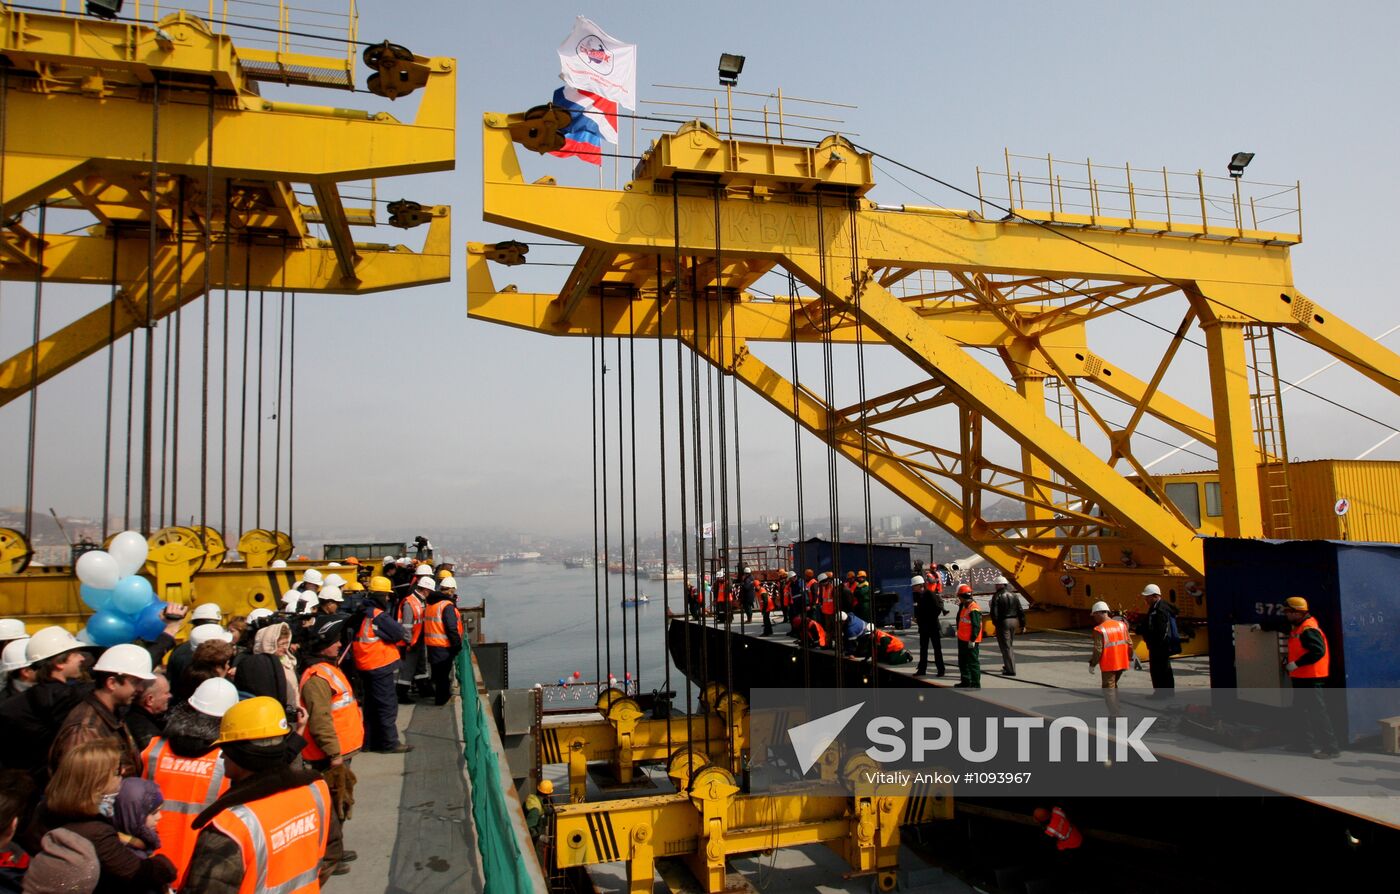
[563,557,589,569]
[620,594,650,606]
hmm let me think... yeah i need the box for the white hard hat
[246,608,274,622]
[1141,584,1161,597]
[0,619,26,640]
[271,559,287,568]
[26,626,82,663]
[439,576,458,589]
[323,573,347,590]
[839,611,848,621]
[786,570,797,579]
[92,643,155,680]
[1,638,32,673]
[328,562,341,568]
[302,568,324,586]
[318,585,344,603]
[189,625,233,647]
[1090,601,1111,614]
[911,575,925,586]
[396,558,412,567]
[415,564,433,576]
[743,567,753,574]
[994,576,1009,586]
[416,578,437,592]
[191,603,223,622]
[817,572,830,582]
[383,555,394,564]
[188,678,239,718]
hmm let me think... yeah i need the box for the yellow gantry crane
[0,3,454,623]
[469,109,1400,624]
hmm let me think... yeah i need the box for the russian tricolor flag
[549,85,618,167]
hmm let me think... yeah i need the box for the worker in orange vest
[352,576,411,754]
[1259,596,1339,758]
[182,697,330,894]
[1088,601,1131,717]
[954,584,982,688]
[422,577,464,705]
[1033,806,1082,851]
[816,572,837,641]
[298,615,363,880]
[140,678,238,887]
[396,578,431,705]
[712,572,732,623]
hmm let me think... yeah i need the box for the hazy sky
[3,0,1399,546]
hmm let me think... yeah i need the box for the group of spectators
[0,553,465,894]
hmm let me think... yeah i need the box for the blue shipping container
[788,538,913,625]
[1204,538,1400,743]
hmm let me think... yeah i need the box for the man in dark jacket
[0,769,34,894]
[738,568,757,626]
[50,643,154,777]
[165,603,223,685]
[912,575,947,677]
[424,580,463,706]
[0,626,89,773]
[1135,584,1178,696]
[989,576,1025,677]
[125,672,171,751]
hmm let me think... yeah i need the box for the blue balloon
[133,603,166,641]
[80,584,113,612]
[110,575,155,615]
[86,610,136,647]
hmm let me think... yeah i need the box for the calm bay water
[458,561,686,698]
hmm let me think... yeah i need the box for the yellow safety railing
[978,149,1302,240]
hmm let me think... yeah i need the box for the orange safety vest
[209,780,331,894]
[878,630,905,654]
[1095,618,1131,672]
[422,600,463,649]
[801,617,829,648]
[820,582,836,615]
[1043,807,1083,850]
[352,607,400,671]
[1287,616,1330,680]
[956,602,983,643]
[140,738,228,886]
[713,580,729,604]
[298,662,364,761]
[398,594,425,646]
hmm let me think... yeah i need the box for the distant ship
[620,594,650,606]
[563,556,590,569]
[501,551,541,562]
[462,560,500,577]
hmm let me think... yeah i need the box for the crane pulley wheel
[0,528,32,574]
[362,40,413,72]
[145,526,208,581]
[665,746,710,789]
[595,686,629,712]
[386,199,431,229]
[237,528,280,569]
[272,530,294,562]
[190,526,227,571]
[508,104,571,155]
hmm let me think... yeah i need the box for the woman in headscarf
[231,622,301,724]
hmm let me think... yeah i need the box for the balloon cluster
[75,531,164,646]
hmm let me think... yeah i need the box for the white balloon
[108,530,150,578]
[75,550,120,590]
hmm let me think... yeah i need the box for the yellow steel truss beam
[0,215,450,407]
[473,114,1400,613]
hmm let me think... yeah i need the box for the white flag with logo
[557,16,637,111]
[701,521,714,540]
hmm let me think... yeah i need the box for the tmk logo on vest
[269,810,320,851]
[159,756,218,775]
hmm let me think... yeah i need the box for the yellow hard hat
[537,779,554,795]
[343,579,364,593]
[857,570,868,578]
[437,568,450,579]
[1284,596,1309,612]
[215,696,290,744]
[345,557,360,566]
[369,575,394,594]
